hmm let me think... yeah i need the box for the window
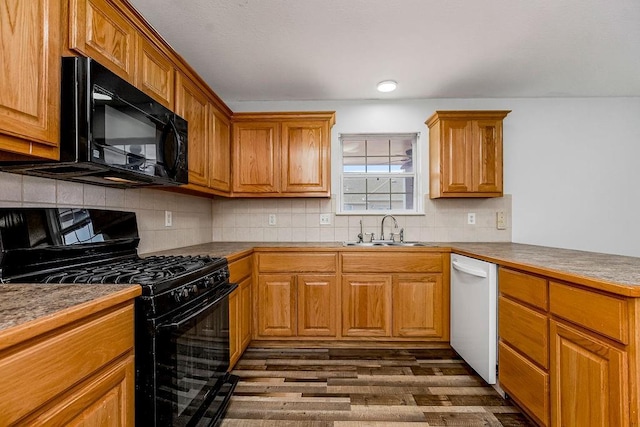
[339,133,419,213]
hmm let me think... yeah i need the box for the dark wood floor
[221,346,533,426]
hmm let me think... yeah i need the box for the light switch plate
[165,210,172,227]
[268,214,277,226]
[320,213,331,225]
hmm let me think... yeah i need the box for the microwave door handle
[157,285,236,331]
[161,117,182,175]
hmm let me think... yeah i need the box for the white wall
[229,97,640,257]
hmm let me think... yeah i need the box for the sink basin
[342,241,429,247]
[387,242,428,246]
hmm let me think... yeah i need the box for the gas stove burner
[41,255,222,287]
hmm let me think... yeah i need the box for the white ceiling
[128,0,640,102]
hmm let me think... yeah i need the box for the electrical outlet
[496,211,506,230]
[319,213,331,225]
[467,212,476,225]
[165,210,172,227]
[268,214,277,226]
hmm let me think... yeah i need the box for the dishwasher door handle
[452,260,488,278]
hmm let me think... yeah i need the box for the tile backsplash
[0,172,212,254]
[212,194,512,243]
[0,171,512,251]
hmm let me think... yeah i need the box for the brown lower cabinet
[341,251,449,341]
[253,250,449,341]
[499,267,634,427]
[256,273,337,337]
[499,342,550,425]
[340,272,445,339]
[550,320,627,427]
[255,252,338,339]
[228,254,253,369]
[0,289,138,425]
[254,251,339,339]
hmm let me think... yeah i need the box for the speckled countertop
[149,241,640,295]
[0,284,141,334]
[4,242,638,336]
[451,242,640,293]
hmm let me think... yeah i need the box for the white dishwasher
[450,254,498,384]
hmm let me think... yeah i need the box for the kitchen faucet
[380,215,398,241]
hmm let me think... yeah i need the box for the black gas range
[0,208,238,426]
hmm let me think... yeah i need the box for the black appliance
[0,57,188,188]
[0,208,238,426]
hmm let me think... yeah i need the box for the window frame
[337,132,422,215]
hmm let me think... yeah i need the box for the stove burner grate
[42,255,217,285]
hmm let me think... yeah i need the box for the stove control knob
[172,290,181,303]
[203,277,213,288]
[182,287,190,299]
[192,284,199,294]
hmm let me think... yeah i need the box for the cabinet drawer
[499,342,550,427]
[0,304,134,424]
[549,282,628,344]
[229,255,253,282]
[341,252,442,273]
[258,253,336,273]
[499,297,548,368]
[499,268,547,310]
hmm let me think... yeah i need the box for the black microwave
[0,57,188,188]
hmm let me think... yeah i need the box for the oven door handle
[157,284,237,331]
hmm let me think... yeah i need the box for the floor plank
[222,346,534,426]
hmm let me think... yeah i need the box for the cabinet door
[258,274,296,336]
[392,274,443,338]
[297,274,336,337]
[69,0,136,82]
[176,73,209,187]
[342,274,392,337]
[441,120,473,194]
[239,277,252,350]
[232,121,280,193]
[281,120,330,195]
[0,0,60,157]
[228,288,240,367]
[22,355,135,426]
[550,320,628,427]
[136,34,174,108]
[473,120,503,194]
[209,106,232,192]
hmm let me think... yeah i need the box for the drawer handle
[452,261,488,278]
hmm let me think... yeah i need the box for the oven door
[153,285,237,426]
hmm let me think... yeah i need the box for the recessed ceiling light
[376,80,397,93]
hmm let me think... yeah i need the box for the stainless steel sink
[342,241,430,247]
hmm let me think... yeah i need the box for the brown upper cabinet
[175,73,210,188]
[136,34,175,109]
[69,0,138,83]
[232,112,336,197]
[175,72,233,196]
[0,0,61,160]
[426,110,510,198]
[209,108,232,193]
[69,0,176,108]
